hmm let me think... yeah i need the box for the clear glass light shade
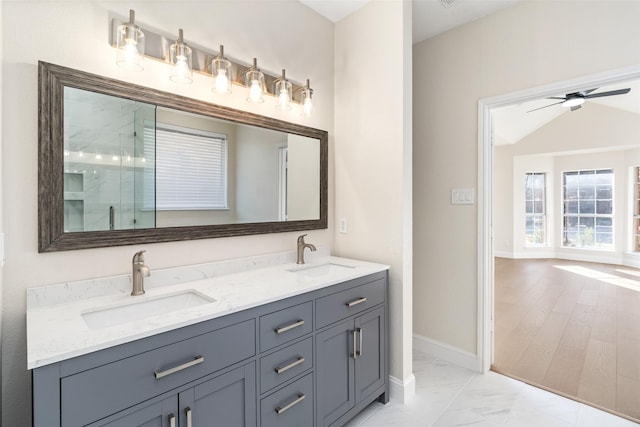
[245,59,266,103]
[300,79,313,117]
[275,70,292,111]
[169,29,193,84]
[116,10,144,71]
[212,45,232,94]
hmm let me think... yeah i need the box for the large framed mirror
[39,61,327,252]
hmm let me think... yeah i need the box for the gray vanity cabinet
[315,276,387,427]
[32,270,388,427]
[91,363,256,427]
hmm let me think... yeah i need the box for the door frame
[477,64,640,372]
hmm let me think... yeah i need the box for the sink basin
[82,291,216,329]
[288,263,355,277]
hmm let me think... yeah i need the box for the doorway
[478,65,640,421]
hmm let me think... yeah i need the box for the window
[634,167,640,252]
[145,124,228,210]
[562,169,613,249]
[525,172,546,246]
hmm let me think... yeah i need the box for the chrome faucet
[296,234,317,264]
[132,250,150,296]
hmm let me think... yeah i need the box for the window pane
[565,201,578,214]
[579,170,595,186]
[534,201,544,214]
[596,200,612,215]
[579,201,595,214]
[579,187,595,199]
[525,201,533,214]
[596,185,612,199]
[564,186,579,200]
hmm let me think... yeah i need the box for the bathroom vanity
[28,254,389,427]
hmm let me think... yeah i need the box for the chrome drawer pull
[346,297,367,307]
[154,355,204,379]
[357,327,363,356]
[275,356,305,374]
[275,393,305,414]
[275,319,305,334]
[185,407,192,427]
[169,414,176,427]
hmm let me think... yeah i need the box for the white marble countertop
[27,253,388,369]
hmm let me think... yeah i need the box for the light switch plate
[451,188,474,205]
[339,218,348,234]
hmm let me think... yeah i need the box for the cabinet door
[316,319,355,427]
[92,397,177,427]
[354,306,385,403]
[178,363,256,427]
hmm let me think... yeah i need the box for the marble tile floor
[344,349,639,427]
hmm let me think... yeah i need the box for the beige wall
[413,0,640,354]
[334,0,413,387]
[1,1,334,424]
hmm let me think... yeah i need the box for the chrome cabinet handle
[275,393,305,414]
[346,297,367,307]
[275,356,305,374]
[357,327,363,357]
[168,414,176,427]
[154,355,204,379]
[185,407,192,427]
[275,319,305,334]
[351,330,358,359]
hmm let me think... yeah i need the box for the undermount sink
[82,291,216,330]
[288,262,355,277]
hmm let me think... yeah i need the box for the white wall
[287,134,320,221]
[1,1,334,424]
[334,0,414,396]
[413,0,640,354]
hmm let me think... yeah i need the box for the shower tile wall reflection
[63,87,156,232]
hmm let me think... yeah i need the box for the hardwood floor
[492,257,640,423]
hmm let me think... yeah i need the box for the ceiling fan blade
[585,88,631,99]
[527,101,564,113]
[570,105,582,112]
[547,97,567,100]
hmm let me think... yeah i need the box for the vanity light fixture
[245,58,266,103]
[115,9,145,71]
[211,45,232,94]
[169,29,193,84]
[109,15,315,115]
[275,69,293,111]
[299,79,313,117]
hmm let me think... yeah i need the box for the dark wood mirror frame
[38,61,328,252]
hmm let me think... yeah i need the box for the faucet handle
[297,234,308,243]
[133,250,146,263]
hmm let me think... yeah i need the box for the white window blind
[144,124,228,210]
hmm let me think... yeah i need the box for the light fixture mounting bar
[110,17,306,103]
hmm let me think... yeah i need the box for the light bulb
[175,58,189,79]
[215,69,229,93]
[278,89,290,110]
[95,154,102,160]
[123,40,139,66]
[249,80,263,103]
[303,97,313,117]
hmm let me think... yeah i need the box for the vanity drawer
[260,337,313,394]
[261,373,314,427]
[260,301,313,352]
[61,319,255,427]
[316,277,385,329]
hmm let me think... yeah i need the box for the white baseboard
[493,250,513,258]
[413,334,481,372]
[389,373,415,403]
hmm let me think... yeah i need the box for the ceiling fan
[527,87,631,113]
